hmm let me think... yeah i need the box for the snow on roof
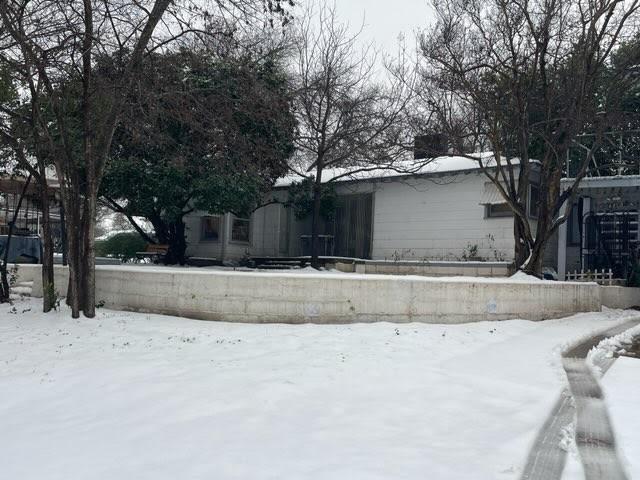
[274,153,522,188]
[561,175,640,187]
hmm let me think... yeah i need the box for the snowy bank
[601,357,640,479]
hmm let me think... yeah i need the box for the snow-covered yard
[603,357,640,478]
[0,298,638,480]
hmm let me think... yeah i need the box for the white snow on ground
[510,271,544,282]
[0,298,636,480]
[559,422,586,480]
[601,357,640,479]
[96,263,568,284]
[586,322,640,375]
[561,322,640,480]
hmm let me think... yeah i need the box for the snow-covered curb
[586,321,640,376]
[551,310,640,364]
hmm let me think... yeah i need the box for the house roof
[562,175,640,210]
[274,153,522,188]
[0,176,58,198]
[561,175,640,189]
[0,167,60,189]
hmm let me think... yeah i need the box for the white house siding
[184,212,224,259]
[186,188,289,261]
[184,212,249,260]
[250,203,285,257]
[249,190,292,257]
[225,228,252,259]
[185,170,519,262]
[368,172,515,261]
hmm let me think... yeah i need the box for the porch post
[581,197,592,270]
[220,213,230,262]
[557,201,568,280]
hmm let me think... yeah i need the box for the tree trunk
[62,173,98,318]
[60,201,68,266]
[39,182,55,312]
[513,216,531,271]
[0,174,32,303]
[310,164,323,269]
[522,240,546,277]
[64,191,82,318]
[82,182,98,318]
[520,174,559,278]
[163,220,187,265]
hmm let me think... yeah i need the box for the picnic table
[135,244,169,263]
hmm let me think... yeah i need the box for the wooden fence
[566,269,615,285]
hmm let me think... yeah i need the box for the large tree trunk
[0,174,32,303]
[82,181,98,318]
[62,165,99,318]
[310,164,323,269]
[520,171,563,278]
[39,182,55,312]
[513,216,531,271]
[60,201,68,266]
[163,220,187,265]
[522,240,546,277]
[148,213,187,265]
[64,190,82,318]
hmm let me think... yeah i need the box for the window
[528,184,540,218]
[486,203,513,218]
[201,216,220,241]
[231,217,250,243]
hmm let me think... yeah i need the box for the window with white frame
[200,215,221,241]
[231,216,250,243]
[486,203,513,218]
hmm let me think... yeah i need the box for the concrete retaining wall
[601,286,640,310]
[20,264,601,324]
[13,264,38,283]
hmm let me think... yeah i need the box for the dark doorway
[332,193,373,259]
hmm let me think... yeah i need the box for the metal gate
[583,210,639,279]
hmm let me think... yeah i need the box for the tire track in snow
[563,358,627,480]
[520,317,640,480]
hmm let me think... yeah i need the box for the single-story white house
[185,154,640,281]
[185,156,538,263]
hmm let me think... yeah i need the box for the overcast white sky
[330,1,435,56]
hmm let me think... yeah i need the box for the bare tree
[419,0,640,275]
[0,0,291,317]
[290,1,416,268]
[0,172,32,303]
[0,67,57,311]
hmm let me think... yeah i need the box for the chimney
[414,133,447,159]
